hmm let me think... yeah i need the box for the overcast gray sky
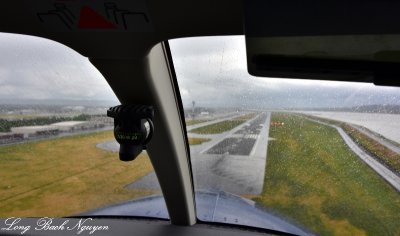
[0,33,118,104]
[1,33,400,109]
[170,36,400,109]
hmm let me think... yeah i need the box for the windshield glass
[170,36,400,235]
[0,33,167,219]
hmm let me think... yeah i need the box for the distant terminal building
[11,125,59,138]
[89,116,114,126]
[50,121,102,132]
[0,132,24,144]
[9,121,105,139]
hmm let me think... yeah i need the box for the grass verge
[188,137,210,145]
[255,113,400,236]
[0,131,155,217]
[190,113,256,134]
[304,115,400,175]
[342,124,400,174]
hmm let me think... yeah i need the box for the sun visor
[244,0,400,86]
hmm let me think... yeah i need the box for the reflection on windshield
[171,36,400,236]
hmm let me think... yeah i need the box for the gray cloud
[1,33,400,109]
[0,33,118,103]
[170,36,400,109]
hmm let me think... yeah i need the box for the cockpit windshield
[0,33,167,219]
[170,36,400,236]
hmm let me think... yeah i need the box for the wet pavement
[98,112,271,195]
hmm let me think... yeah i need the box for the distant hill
[290,104,400,114]
[350,104,400,114]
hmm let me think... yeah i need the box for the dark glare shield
[245,0,400,86]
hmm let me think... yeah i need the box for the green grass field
[190,113,255,134]
[0,131,155,217]
[188,137,210,145]
[305,115,400,175]
[255,113,400,236]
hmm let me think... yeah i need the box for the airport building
[50,121,102,132]
[0,132,24,144]
[11,125,59,138]
[9,121,106,138]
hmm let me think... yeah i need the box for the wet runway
[206,113,267,156]
[98,112,271,195]
[206,138,256,155]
